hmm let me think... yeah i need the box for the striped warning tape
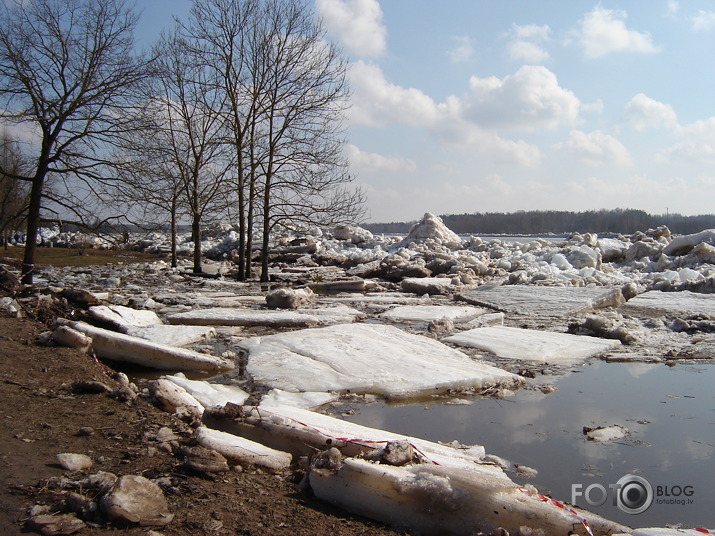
[518,487,595,536]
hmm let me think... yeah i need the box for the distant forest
[363,209,715,236]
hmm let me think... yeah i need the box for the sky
[138,1,715,222]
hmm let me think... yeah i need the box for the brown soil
[0,312,406,536]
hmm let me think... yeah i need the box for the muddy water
[338,361,715,529]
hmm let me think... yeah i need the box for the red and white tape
[518,487,595,536]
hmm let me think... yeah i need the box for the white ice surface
[239,323,522,399]
[380,305,489,323]
[125,325,216,347]
[88,305,163,332]
[457,285,624,316]
[163,373,249,409]
[444,326,621,363]
[620,290,715,316]
[260,389,339,410]
[167,305,362,327]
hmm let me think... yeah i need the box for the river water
[337,360,715,529]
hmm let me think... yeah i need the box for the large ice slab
[444,326,621,363]
[620,290,715,316]
[380,305,489,323]
[125,325,216,347]
[238,323,522,399]
[457,285,624,316]
[166,305,362,327]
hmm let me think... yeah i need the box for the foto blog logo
[572,474,654,515]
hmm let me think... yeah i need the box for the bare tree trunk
[21,176,44,284]
[170,200,178,268]
[260,176,271,283]
[192,214,202,274]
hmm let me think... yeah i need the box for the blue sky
[137,1,715,222]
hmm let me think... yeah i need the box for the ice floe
[620,289,715,316]
[458,285,625,316]
[238,323,523,399]
[444,326,621,363]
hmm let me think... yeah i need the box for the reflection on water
[338,361,715,529]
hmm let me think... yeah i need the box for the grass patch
[0,246,165,268]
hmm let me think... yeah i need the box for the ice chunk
[56,319,234,372]
[444,326,621,363]
[163,373,249,409]
[621,290,715,316]
[239,323,522,399]
[397,212,462,246]
[401,277,456,296]
[260,389,339,410]
[89,305,163,332]
[124,325,216,347]
[458,285,624,316]
[194,427,292,472]
[663,229,715,256]
[380,305,490,324]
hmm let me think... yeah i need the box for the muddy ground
[0,312,406,536]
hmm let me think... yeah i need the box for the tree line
[364,209,715,236]
[0,0,362,283]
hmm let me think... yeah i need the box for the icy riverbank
[3,212,715,534]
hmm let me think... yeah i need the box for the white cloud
[348,62,550,167]
[567,176,609,195]
[665,117,715,160]
[348,61,439,127]
[555,129,633,166]
[507,24,551,63]
[462,65,580,131]
[316,0,387,57]
[345,144,416,172]
[692,10,715,31]
[624,93,677,131]
[447,35,475,63]
[576,5,659,58]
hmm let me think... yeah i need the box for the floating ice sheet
[457,285,624,316]
[239,323,522,399]
[444,326,621,363]
[620,290,715,317]
[380,305,489,323]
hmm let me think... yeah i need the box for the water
[337,361,715,529]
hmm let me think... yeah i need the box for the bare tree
[184,0,362,281]
[0,0,150,283]
[254,0,362,281]
[150,31,231,274]
[0,130,29,248]
[184,0,264,280]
